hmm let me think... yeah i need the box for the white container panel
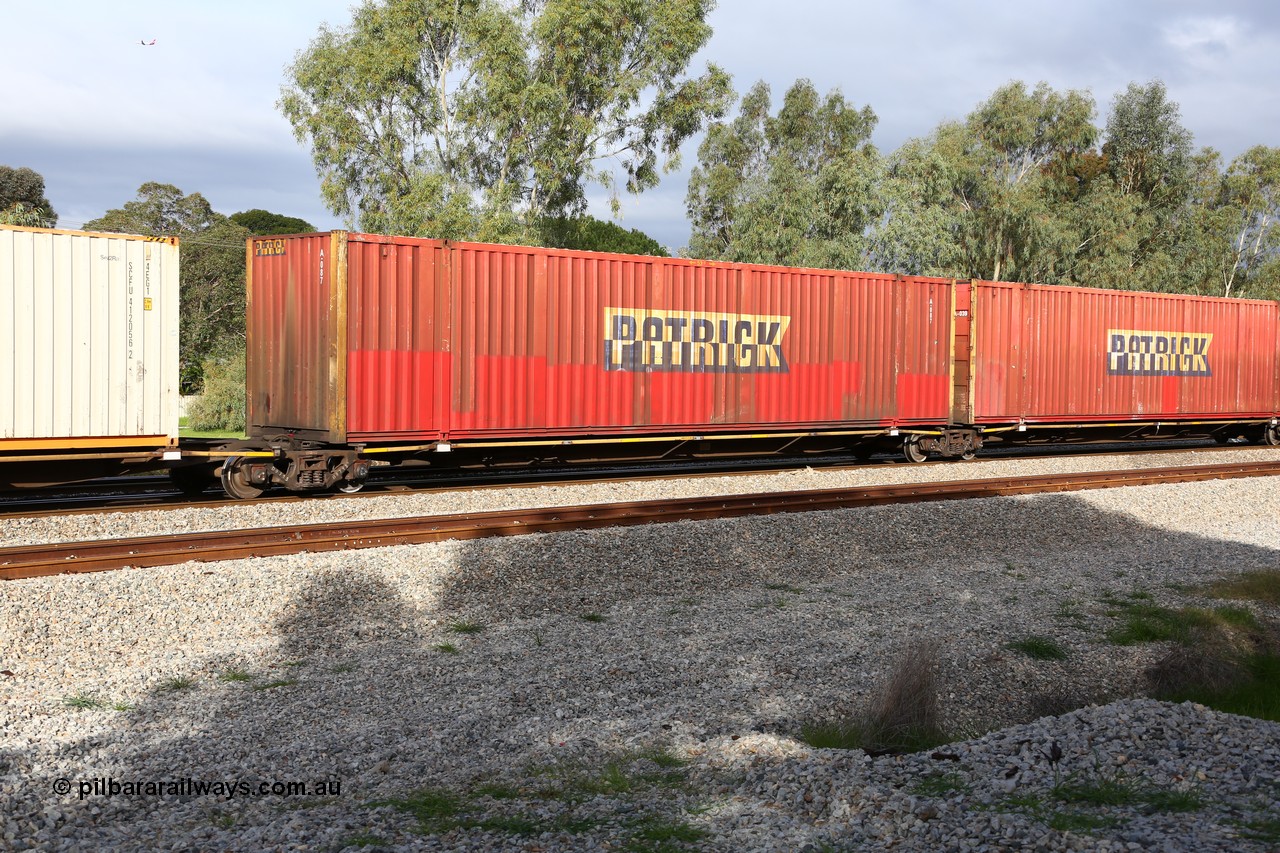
[0,225,180,445]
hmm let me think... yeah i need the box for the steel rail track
[0,438,1255,518]
[4,460,1278,582]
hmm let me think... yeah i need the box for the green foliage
[1159,650,1280,722]
[1206,569,1280,604]
[873,81,1098,281]
[911,772,971,797]
[229,209,315,235]
[1102,597,1253,646]
[252,679,298,690]
[1006,636,1069,661]
[281,0,731,238]
[800,641,950,754]
[85,183,250,393]
[686,73,1277,297]
[217,670,253,683]
[537,215,668,256]
[1052,772,1203,812]
[0,165,56,226]
[186,347,246,432]
[377,753,695,845]
[687,78,881,268]
[156,676,195,693]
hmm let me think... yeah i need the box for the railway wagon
[0,224,181,488]
[955,280,1280,452]
[233,231,961,497]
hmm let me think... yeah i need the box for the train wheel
[169,465,215,497]
[220,457,265,501]
[1266,426,1280,446]
[902,436,928,463]
[960,447,977,461]
[335,480,365,494]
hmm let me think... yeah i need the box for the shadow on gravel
[6,489,1280,849]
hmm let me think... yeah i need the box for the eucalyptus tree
[869,81,1096,282]
[281,0,731,240]
[0,166,56,226]
[86,183,251,393]
[1217,146,1280,298]
[686,78,881,269]
[1090,80,1200,290]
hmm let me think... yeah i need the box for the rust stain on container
[971,281,1280,422]
[246,234,955,443]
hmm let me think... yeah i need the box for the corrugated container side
[972,281,1280,422]
[246,233,342,439]
[345,234,450,438]
[0,225,179,446]
[331,236,953,442]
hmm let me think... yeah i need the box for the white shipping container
[0,224,180,449]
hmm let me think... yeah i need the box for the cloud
[1161,16,1242,54]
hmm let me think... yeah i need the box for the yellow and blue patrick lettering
[604,308,791,374]
[1106,329,1212,377]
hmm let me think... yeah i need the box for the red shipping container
[246,233,956,444]
[967,280,1280,423]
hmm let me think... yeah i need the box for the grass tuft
[253,678,298,690]
[1238,815,1280,844]
[218,670,253,683]
[62,693,104,710]
[448,620,485,635]
[376,752,699,847]
[580,612,607,623]
[434,642,460,654]
[1006,636,1068,661]
[911,772,970,797]
[800,640,950,754]
[1053,773,1203,813]
[157,676,195,693]
[1205,569,1280,605]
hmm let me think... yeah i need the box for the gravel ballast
[2,455,1279,851]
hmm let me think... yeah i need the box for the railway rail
[4,459,1278,582]
[0,438,1252,518]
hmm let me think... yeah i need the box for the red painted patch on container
[896,373,949,420]
[1161,375,1179,415]
[347,349,447,436]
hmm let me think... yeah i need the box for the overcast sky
[5,1,1279,250]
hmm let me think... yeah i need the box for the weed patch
[157,676,195,693]
[62,693,104,710]
[1205,569,1280,605]
[800,640,951,754]
[448,620,485,635]
[1006,636,1068,661]
[253,679,298,690]
[1237,814,1280,844]
[379,753,699,847]
[911,772,970,797]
